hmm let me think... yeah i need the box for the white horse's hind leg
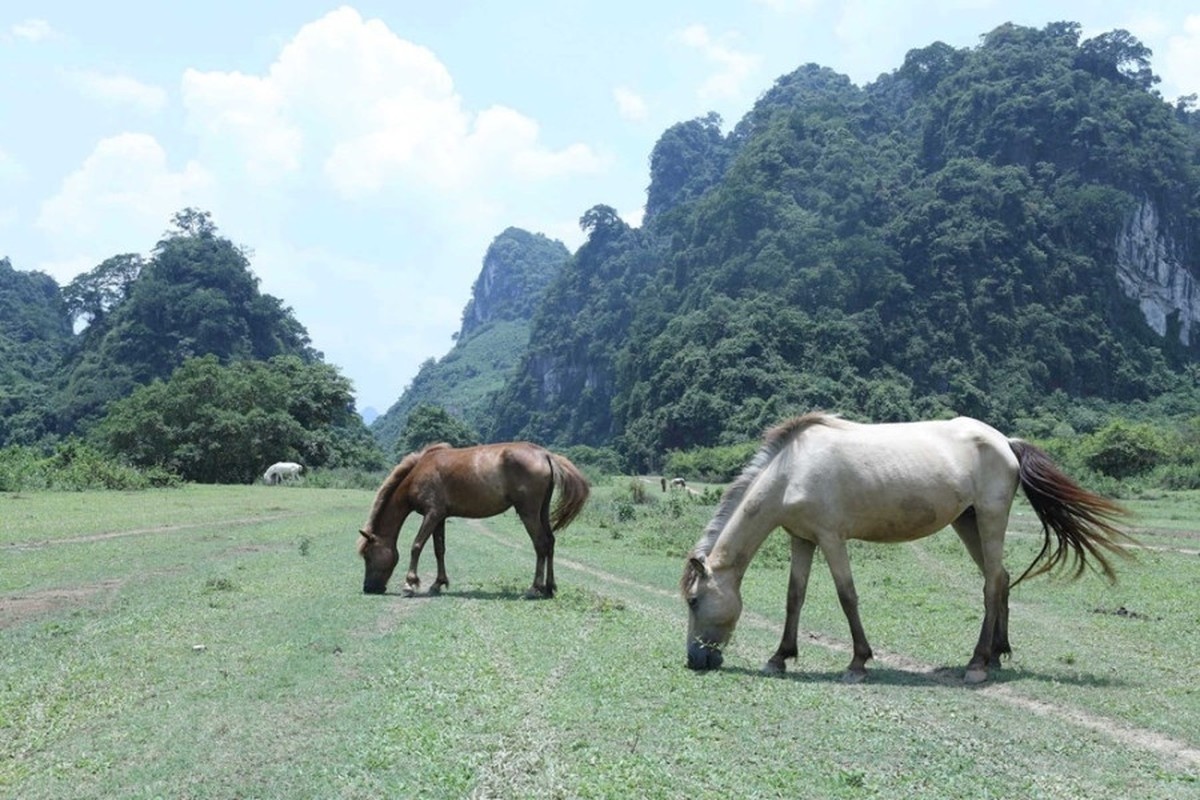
[954,507,1012,683]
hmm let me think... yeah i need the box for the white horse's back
[264,461,303,484]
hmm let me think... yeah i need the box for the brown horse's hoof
[401,586,416,598]
[429,582,447,595]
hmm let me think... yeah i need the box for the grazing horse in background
[357,442,590,598]
[681,413,1133,683]
[263,461,303,485]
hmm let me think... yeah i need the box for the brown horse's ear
[359,528,375,542]
[689,555,710,578]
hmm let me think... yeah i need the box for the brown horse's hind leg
[429,520,449,594]
[765,536,816,674]
[517,502,555,599]
[404,514,443,597]
[820,537,873,682]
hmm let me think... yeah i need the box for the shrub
[1080,420,1169,479]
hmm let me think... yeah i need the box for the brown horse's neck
[369,496,411,541]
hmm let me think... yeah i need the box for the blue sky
[2,2,1198,414]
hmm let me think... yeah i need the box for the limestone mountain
[485,22,1200,469]
[370,227,569,454]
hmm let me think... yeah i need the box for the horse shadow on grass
[713,662,1132,690]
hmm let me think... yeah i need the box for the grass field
[1,480,1198,798]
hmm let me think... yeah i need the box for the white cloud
[67,70,168,114]
[9,19,55,42]
[36,133,214,278]
[613,86,649,121]
[182,6,600,198]
[676,24,762,102]
[751,0,820,11]
[1161,14,1200,100]
[0,147,23,183]
[182,68,301,182]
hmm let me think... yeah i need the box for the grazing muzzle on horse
[358,531,398,594]
[686,639,725,670]
[683,554,740,670]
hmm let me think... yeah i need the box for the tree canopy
[479,22,1200,470]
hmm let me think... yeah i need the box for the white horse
[681,413,1133,683]
[263,461,304,485]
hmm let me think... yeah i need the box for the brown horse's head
[358,529,399,594]
[681,554,742,670]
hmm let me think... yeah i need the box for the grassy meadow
[1,479,1198,798]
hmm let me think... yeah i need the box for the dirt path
[1,512,309,551]
[467,520,1200,772]
[0,579,122,629]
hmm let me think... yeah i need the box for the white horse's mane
[690,412,845,558]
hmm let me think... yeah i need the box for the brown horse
[358,442,590,597]
[681,413,1133,683]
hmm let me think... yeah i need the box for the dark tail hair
[1010,440,1134,587]
[547,453,590,531]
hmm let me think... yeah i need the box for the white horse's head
[681,553,742,670]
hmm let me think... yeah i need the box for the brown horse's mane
[361,443,452,537]
[681,412,844,593]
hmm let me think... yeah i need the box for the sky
[2,2,1198,415]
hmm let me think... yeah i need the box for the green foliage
[482,21,1200,468]
[0,440,177,492]
[0,258,73,447]
[664,441,760,483]
[372,228,568,448]
[1079,420,1171,478]
[94,355,384,483]
[53,208,317,434]
[397,404,479,458]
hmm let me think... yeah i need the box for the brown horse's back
[404,443,543,518]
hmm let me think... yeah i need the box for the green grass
[1,481,1197,798]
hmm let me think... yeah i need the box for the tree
[95,355,383,482]
[397,404,479,457]
[1076,30,1159,91]
[53,209,316,434]
[62,254,143,327]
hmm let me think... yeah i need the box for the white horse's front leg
[765,536,816,674]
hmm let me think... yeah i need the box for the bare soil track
[464,519,1200,772]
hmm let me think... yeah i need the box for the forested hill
[0,258,72,445]
[485,22,1200,469]
[370,227,569,453]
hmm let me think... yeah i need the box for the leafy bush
[664,441,758,482]
[1079,420,1170,479]
[0,441,178,492]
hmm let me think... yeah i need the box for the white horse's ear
[689,555,710,578]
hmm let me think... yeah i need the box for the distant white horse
[263,461,304,485]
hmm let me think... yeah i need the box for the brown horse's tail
[547,453,590,531]
[1009,440,1134,587]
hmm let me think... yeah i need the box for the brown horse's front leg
[765,537,816,674]
[404,514,443,597]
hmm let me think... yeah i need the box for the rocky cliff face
[458,228,569,340]
[1115,198,1200,347]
